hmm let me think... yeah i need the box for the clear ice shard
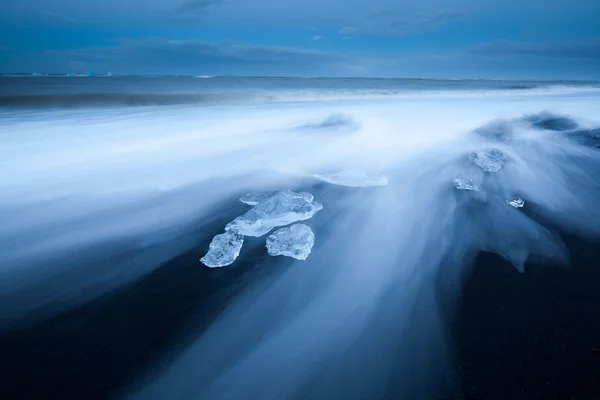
[453,177,480,191]
[506,196,525,208]
[313,169,388,187]
[226,190,322,237]
[266,224,315,260]
[200,231,244,268]
[469,149,506,172]
[240,191,314,206]
[239,191,280,206]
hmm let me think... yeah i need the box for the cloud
[39,10,77,23]
[468,38,600,59]
[338,10,465,37]
[171,0,226,21]
[10,6,77,23]
[310,35,324,41]
[48,38,350,75]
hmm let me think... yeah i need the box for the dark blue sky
[1,0,599,79]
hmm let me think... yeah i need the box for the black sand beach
[457,233,600,399]
[1,229,599,399]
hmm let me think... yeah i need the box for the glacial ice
[239,191,314,206]
[239,191,279,206]
[265,223,315,260]
[313,170,388,187]
[506,196,525,208]
[200,231,244,268]
[226,190,322,237]
[469,149,506,172]
[453,177,480,191]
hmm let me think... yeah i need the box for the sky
[0,0,599,79]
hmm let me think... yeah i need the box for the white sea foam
[1,87,600,399]
[313,169,388,187]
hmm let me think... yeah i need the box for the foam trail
[128,98,600,399]
[1,90,600,398]
[131,183,459,399]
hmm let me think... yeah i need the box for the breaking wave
[1,76,599,108]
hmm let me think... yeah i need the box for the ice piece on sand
[266,224,315,260]
[226,190,322,237]
[469,149,506,172]
[313,169,388,187]
[200,231,244,268]
[239,191,312,206]
[453,178,480,191]
[506,196,525,208]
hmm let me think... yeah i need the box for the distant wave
[1,85,599,108]
[0,93,253,108]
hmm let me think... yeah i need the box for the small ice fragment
[453,178,480,191]
[200,231,244,268]
[506,196,525,208]
[226,190,322,237]
[313,169,388,187]
[266,224,315,260]
[469,149,506,172]
[239,191,311,206]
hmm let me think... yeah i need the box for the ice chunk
[266,224,315,260]
[469,149,506,172]
[506,196,525,208]
[453,178,480,191]
[239,191,312,206]
[200,231,244,268]
[313,170,388,187]
[226,190,322,237]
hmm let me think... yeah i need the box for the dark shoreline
[456,233,600,399]
[0,229,599,399]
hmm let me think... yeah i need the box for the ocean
[1,75,600,399]
[1,75,600,108]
